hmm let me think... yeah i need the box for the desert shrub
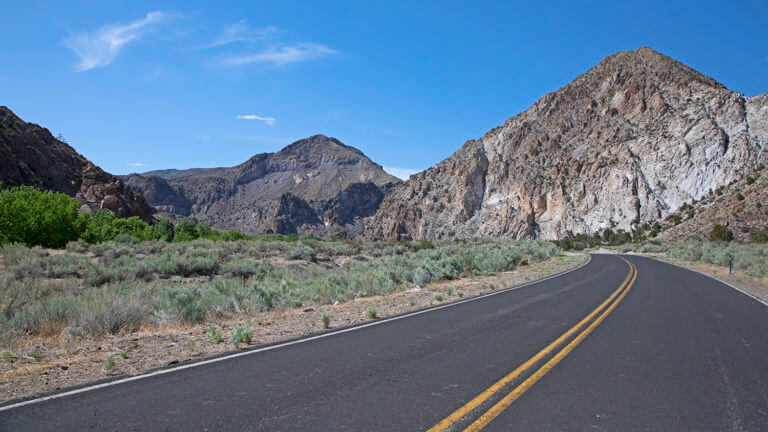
[65,240,90,254]
[208,326,223,343]
[366,307,378,319]
[411,239,436,252]
[231,324,253,348]
[222,257,271,278]
[9,295,81,334]
[750,227,768,243]
[156,284,208,324]
[77,288,150,336]
[709,224,734,242]
[0,185,84,248]
[287,244,316,261]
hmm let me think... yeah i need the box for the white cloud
[384,166,422,181]
[201,21,276,48]
[126,162,149,167]
[219,43,336,67]
[236,114,276,125]
[63,11,173,71]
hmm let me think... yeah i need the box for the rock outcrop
[369,47,768,240]
[0,106,152,220]
[124,135,400,234]
[657,165,768,242]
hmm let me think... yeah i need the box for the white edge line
[638,254,768,309]
[0,254,593,412]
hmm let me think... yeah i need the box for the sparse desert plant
[208,327,223,343]
[120,349,128,359]
[457,291,464,298]
[287,244,316,261]
[446,288,453,296]
[322,313,331,329]
[104,355,116,371]
[409,300,416,307]
[366,307,378,319]
[231,324,253,348]
[186,339,199,354]
[434,295,444,302]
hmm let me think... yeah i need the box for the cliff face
[0,106,152,220]
[124,135,400,234]
[369,47,768,240]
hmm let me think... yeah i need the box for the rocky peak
[125,135,400,235]
[370,47,768,240]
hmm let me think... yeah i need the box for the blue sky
[2,1,766,179]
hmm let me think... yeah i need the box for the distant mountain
[135,168,216,180]
[368,47,768,240]
[0,106,152,220]
[123,135,400,235]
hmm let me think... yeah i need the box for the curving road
[2,254,768,431]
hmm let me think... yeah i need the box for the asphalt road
[2,254,768,431]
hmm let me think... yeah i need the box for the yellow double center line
[428,256,638,432]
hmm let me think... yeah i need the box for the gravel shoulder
[0,253,587,404]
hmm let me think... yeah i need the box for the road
[2,254,768,431]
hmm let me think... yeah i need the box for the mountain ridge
[368,47,768,240]
[123,134,400,235]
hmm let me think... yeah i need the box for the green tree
[709,224,734,242]
[152,219,175,242]
[0,185,83,248]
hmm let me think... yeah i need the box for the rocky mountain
[124,135,400,235]
[368,47,768,240]
[657,163,768,242]
[0,106,152,220]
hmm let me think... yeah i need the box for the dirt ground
[0,253,587,403]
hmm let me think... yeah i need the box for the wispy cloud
[219,43,336,67]
[201,21,277,48]
[126,162,149,167]
[63,11,175,71]
[236,114,276,125]
[384,166,422,180]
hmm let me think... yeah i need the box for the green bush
[231,324,253,348]
[750,227,768,243]
[0,185,83,248]
[709,224,734,242]
[208,326,223,343]
[322,313,331,329]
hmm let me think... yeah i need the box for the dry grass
[0,252,586,403]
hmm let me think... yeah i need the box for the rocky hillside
[369,47,768,240]
[124,135,399,235]
[657,163,768,242]
[0,106,152,220]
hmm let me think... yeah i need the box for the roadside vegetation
[612,240,768,279]
[0,237,559,344]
